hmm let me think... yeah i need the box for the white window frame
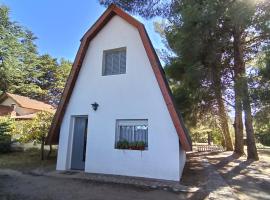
[102,47,126,76]
[115,119,148,150]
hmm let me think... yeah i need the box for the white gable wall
[56,16,186,181]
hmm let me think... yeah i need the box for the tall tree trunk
[212,61,234,151]
[234,81,244,155]
[216,93,234,151]
[233,28,244,155]
[208,132,212,145]
[242,76,259,160]
[233,27,258,159]
[41,135,45,160]
[47,144,52,160]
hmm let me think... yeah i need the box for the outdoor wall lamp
[91,102,99,111]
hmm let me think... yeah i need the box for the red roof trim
[46,4,192,151]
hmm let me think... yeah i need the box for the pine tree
[100,0,270,160]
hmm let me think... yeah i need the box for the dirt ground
[205,150,270,200]
[0,171,188,200]
[0,149,269,200]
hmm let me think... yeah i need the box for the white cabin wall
[57,16,186,181]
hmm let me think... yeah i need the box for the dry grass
[0,148,56,172]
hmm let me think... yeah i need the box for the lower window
[115,119,148,150]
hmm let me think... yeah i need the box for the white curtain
[119,125,148,145]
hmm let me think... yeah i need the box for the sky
[0,0,164,62]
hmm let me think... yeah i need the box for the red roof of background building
[0,93,55,113]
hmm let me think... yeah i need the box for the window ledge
[115,148,148,151]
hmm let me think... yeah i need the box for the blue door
[71,116,88,170]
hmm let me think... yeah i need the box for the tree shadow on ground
[208,152,270,200]
[181,152,215,200]
[181,151,270,200]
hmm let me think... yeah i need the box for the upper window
[102,47,126,76]
[115,119,148,151]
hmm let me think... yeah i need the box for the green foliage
[161,1,236,150]
[252,49,270,146]
[0,117,15,135]
[212,129,224,146]
[50,59,72,105]
[164,0,234,122]
[28,55,72,105]
[0,5,72,105]
[116,140,129,149]
[129,141,146,150]
[0,5,39,94]
[256,133,270,146]
[0,117,15,153]
[136,141,146,148]
[190,131,208,143]
[190,114,225,146]
[16,111,53,144]
[103,0,270,150]
[99,0,168,18]
[0,134,12,153]
[252,50,270,106]
[254,106,270,146]
[116,140,146,150]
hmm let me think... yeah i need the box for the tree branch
[222,97,235,108]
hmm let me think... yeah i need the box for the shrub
[0,117,15,153]
[256,133,270,146]
[254,106,270,146]
[0,134,12,153]
[15,111,54,160]
[16,111,53,144]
